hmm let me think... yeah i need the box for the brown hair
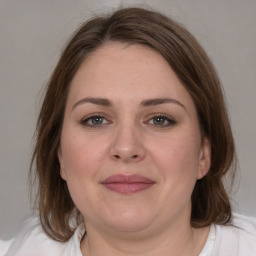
[30,7,236,241]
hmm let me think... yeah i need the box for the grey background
[0,0,255,240]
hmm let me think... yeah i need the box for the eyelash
[80,114,110,127]
[80,114,176,128]
[145,114,176,128]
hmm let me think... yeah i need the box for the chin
[107,219,152,234]
[101,207,154,233]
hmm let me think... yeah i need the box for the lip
[101,174,155,194]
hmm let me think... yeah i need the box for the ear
[58,146,66,180]
[197,137,211,180]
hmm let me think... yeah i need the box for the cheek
[60,131,109,179]
[60,132,108,213]
[149,133,201,180]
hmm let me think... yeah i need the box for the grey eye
[152,116,168,125]
[90,116,104,125]
[81,115,108,127]
[147,115,176,127]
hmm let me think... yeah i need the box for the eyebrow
[72,97,185,110]
[140,98,185,109]
[72,97,112,110]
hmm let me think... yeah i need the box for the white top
[1,213,256,256]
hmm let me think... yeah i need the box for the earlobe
[58,147,66,180]
[197,137,211,180]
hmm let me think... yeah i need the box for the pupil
[154,117,165,125]
[92,117,103,125]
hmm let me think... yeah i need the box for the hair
[30,7,236,242]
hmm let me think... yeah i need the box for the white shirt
[1,213,256,256]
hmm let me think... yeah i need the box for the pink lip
[101,174,155,194]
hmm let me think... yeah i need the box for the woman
[1,7,256,256]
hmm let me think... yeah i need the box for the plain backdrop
[0,0,255,240]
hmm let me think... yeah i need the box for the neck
[80,215,209,256]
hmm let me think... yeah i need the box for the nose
[109,124,146,163]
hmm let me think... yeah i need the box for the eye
[80,115,109,127]
[147,115,176,127]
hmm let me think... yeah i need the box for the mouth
[101,174,155,194]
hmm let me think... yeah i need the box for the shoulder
[212,213,256,255]
[232,212,256,231]
[3,217,67,256]
[0,239,13,256]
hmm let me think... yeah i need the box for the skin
[58,42,211,256]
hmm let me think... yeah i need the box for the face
[58,43,211,236]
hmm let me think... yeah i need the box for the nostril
[113,154,139,160]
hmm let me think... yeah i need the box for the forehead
[68,42,194,108]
